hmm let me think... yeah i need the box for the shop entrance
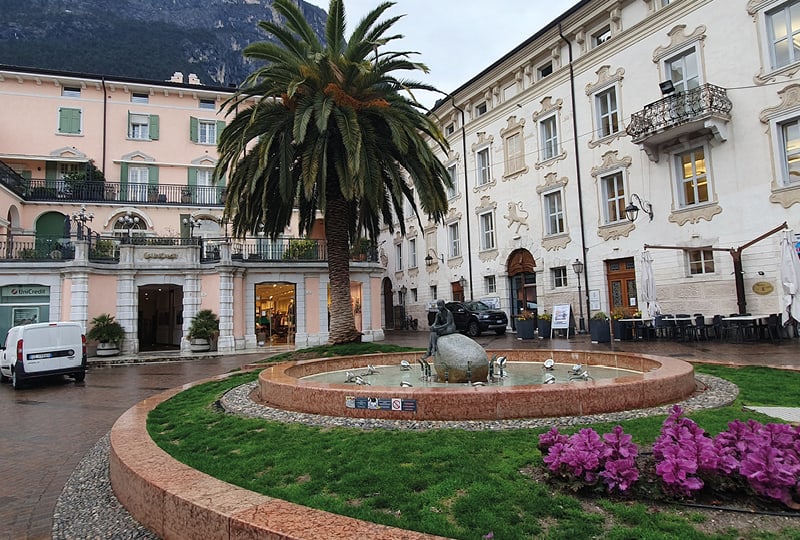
[138,285,183,351]
[606,257,637,313]
[255,282,296,345]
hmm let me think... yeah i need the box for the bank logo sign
[3,286,50,297]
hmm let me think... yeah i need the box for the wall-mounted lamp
[659,80,675,95]
[425,252,444,267]
[625,194,654,222]
[458,276,467,289]
[400,285,407,295]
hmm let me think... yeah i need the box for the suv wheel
[467,320,481,337]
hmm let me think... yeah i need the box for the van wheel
[0,372,9,383]
[11,371,22,390]
[73,371,86,383]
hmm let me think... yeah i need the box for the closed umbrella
[779,229,800,325]
[641,250,661,319]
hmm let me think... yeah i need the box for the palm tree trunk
[326,198,361,344]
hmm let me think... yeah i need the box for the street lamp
[71,205,94,240]
[625,193,654,222]
[117,211,140,243]
[183,216,202,238]
[572,258,586,333]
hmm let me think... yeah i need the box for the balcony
[626,83,733,162]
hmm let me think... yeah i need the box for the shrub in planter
[87,313,125,356]
[537,311,552,338]
[187,309,219,352]
[515,311,536,339]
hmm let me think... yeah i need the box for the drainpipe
[450,96,474,301]
[101,77,107,175]
[559,23,591,325]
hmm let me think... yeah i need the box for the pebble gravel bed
[53,374,736,538]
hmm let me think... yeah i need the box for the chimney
[188,73,201,85]
[169,72,184,83]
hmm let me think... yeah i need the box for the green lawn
[147,348,800,540]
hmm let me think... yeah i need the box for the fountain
[256,348,696,421]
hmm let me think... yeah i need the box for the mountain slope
[0,0,328,86]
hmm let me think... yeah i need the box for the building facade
[381,0,800,332]
[0,67,385,352]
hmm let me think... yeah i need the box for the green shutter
[179,213,190,238]
[59,108,81,134]
[187,168,197,187]
[190,117,198,142]
[186,168,197,204]
[120,163,129,202]
[149,115,159,140]
[127,111,132,138]
[148,165,159,186]
[45,162,57,180]
[216,120,226,143]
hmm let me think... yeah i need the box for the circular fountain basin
[256,349,696,421]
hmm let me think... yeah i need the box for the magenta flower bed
[539,406,800,510]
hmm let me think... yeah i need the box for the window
[445,123,455,135]
[544,191,564,235]
[667,49,700,93]
[128,165,149,202]
[477,148,491,185]
[61,86,81,98]
[688,249,714,275]
[395,244,403,271]
[676,147,709,207]
[602,172,626,223]
[475,101,487,117]
[552,267,568,288]
[540,115,558,161]
[446,164,458,199]
[409,238,417,269]
[504,132,524,173]
[411,288,418,302]
[485,275,496,294]
[595,87,619,138]
[537,62,553,80]
[199,98,216,110]
[479,211,495,250]
[430,285,438,300]
[767,1,800,69]
[592,25,612,48]
[448,222,461,258]
[405,188,415,218]
[781,118,800,183]
[195,168,215,204]
[131,93,149,104]
[190,117,224,144]
[57,107,82,135]
[128,113,159,140]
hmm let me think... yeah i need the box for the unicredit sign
[3,286,49,297]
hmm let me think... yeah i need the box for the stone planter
[515,318,536,339]
[189,338,210,352]
[96,342,120,357]
[590,319,611,343]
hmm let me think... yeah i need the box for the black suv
[440,301,508,337]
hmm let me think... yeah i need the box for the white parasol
[779,229,800,325]
[640,250,661,319]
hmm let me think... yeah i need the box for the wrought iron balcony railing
[626,83,733,142]
[1,176,226,206]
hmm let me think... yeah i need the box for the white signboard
[552,304,571,329]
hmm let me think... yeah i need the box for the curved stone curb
[109,372,448,540]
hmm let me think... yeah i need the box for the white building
[380,0,800,332]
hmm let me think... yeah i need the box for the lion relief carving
[504,201,530,235]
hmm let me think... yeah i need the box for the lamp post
[572,258,585,333]
[183,216,202,239]
[71,205,94,240]
[117,211,139,243]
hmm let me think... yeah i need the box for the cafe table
[616,317,653,340]
[721,314,769,342]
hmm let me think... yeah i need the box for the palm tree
[215,0,452,344]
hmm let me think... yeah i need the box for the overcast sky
[305,0,579,108]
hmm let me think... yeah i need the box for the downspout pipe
[101,77,107,175]
[559,23,591,326]
[451,96,474,301]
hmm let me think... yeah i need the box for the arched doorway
[507,248,536,330]
[382,277,394,329]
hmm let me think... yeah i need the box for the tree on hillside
[215,0,452,344]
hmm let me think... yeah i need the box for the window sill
[597,221,635,241]
[541,233,571,251]
[668,202,722,225]
[535,151,566,170]
[769,181,800,208]
[588,130,625,149]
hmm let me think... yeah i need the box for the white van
[0,322,87,390]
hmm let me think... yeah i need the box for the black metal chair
[763,313,783,342]
[674,314,692,341]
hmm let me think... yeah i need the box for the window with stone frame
[476,147,491,186]
[540,114,559,161]
[602,171,626,224]
[766,1,800,70]
[595,87,620,138]
[544,190,565,235]
[446,163,458,199]
[447,222,461,258]
[675,147,710,208]
[408,238,417,269]
[485,275,496,294]
[552,266,568,288]
[780,116,800,185]
[395,243,403,271]
[687,249,714,275]
[479,211,496,251]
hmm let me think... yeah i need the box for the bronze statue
[423,300,456,359]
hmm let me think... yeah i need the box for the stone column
[217,243,235,352]
[182,273,202,352]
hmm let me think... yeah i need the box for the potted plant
[611,307,630,341]
[187,309,219,352]
[537,311,552,339]
[515,310,536,339]
[589,311,611,343]
[87,313,125,356]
